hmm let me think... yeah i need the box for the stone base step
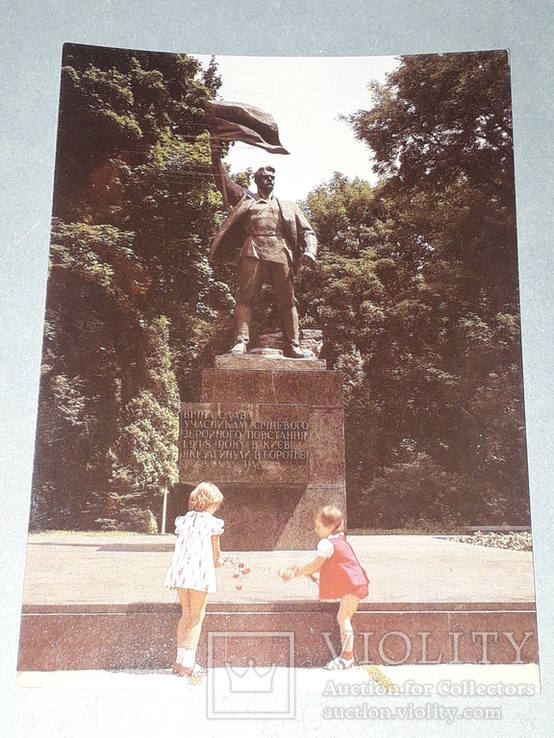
[18,601,537,671]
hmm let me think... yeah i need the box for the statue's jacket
[208,194,318,275]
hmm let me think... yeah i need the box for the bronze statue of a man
[209,165,318,359]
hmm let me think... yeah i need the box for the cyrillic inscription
[179,404,310,484]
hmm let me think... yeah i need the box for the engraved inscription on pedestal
[178,366,346,550]
[180,403,310,485]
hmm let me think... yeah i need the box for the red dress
[318,533,369,600]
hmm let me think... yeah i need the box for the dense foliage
[31,47,529,532]
[31,45,230,531]
[299,51,528,529]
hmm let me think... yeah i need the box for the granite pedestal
[179,353,346,549]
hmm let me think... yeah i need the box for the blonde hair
[315,505,344,533]
[188,482,223,512]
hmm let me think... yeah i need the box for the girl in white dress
[164,482,224,677]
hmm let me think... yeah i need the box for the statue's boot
[281,306,305,359]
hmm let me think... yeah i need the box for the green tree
[102,317,180,532]
[30,45,226,531]
[300,51,529,530]
[346,50,517,312]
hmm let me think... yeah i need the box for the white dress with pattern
[164,510,224,593]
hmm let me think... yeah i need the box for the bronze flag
[205,100,290,154]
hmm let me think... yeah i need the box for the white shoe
[176,662,207,677]
[324,655,354,670]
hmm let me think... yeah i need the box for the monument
[178,101,346,549]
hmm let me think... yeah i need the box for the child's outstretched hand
[278,567,297,582]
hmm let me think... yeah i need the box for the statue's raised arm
[209,140,247,210]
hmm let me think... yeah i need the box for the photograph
[15,44,539,712]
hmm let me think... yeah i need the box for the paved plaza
[21,532,535,606]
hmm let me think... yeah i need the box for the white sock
[177,647,186,664]
[182,648,196,668]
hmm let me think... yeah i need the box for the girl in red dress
[280,505,369,669]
